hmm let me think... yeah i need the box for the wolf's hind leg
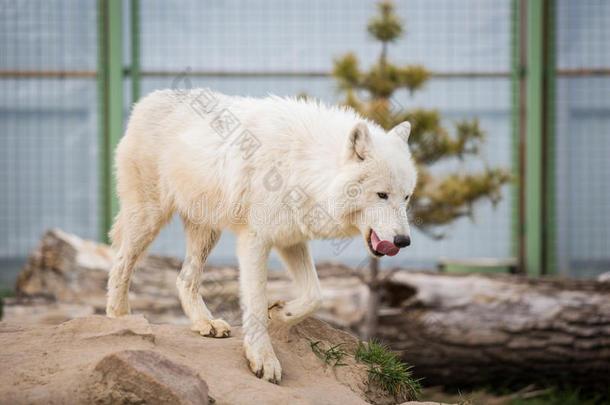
[106,204,167,317]
[177,221,230,338]
[269,242,322,325]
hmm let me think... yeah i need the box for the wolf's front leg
[269,242,322,325]
[237,230,281,384]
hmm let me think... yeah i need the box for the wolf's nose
[394,234,411,248]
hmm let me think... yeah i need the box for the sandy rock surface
[0,314,423,405]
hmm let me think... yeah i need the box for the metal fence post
[512,0,526,274]
[542,0,557,275]
[522,0,555,276]
[525,0,544,275]
[98,0,123,244]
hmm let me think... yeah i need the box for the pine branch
[333,53,361,89]
[367,1,403,43]
[411,168,512,229]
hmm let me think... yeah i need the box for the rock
[0,314,417,405]
[67,313,155,342]
[92,350,208,405]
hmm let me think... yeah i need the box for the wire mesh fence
[0,0,608,281]
[554,0,610,277]
[0,0,99,280]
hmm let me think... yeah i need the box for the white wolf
[106,89,417,384]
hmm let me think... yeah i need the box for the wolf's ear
[346,122,371,162]
[388,121,411,144]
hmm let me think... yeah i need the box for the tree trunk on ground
[376,271,610,389]
[362,257,380,341]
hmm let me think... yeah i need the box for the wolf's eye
[377,192,388,200]
[405,195,410,201]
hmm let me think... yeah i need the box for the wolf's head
[333,120,417,258]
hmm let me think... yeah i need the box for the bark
[376,271,610,389]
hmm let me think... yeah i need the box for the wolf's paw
[191,318,231,338]
[268,300,293,324]
[244,339,282,384]
[106,304,131,318]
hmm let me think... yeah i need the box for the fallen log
[377,271,610,389]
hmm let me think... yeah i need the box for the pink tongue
[370,230,400,256]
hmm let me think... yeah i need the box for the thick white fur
[105,89,417,383]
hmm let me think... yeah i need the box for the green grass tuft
[307,339,349,367]
[355,339,421,400]
[306,337,421,401]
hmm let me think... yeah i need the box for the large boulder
[92,350,209,405]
